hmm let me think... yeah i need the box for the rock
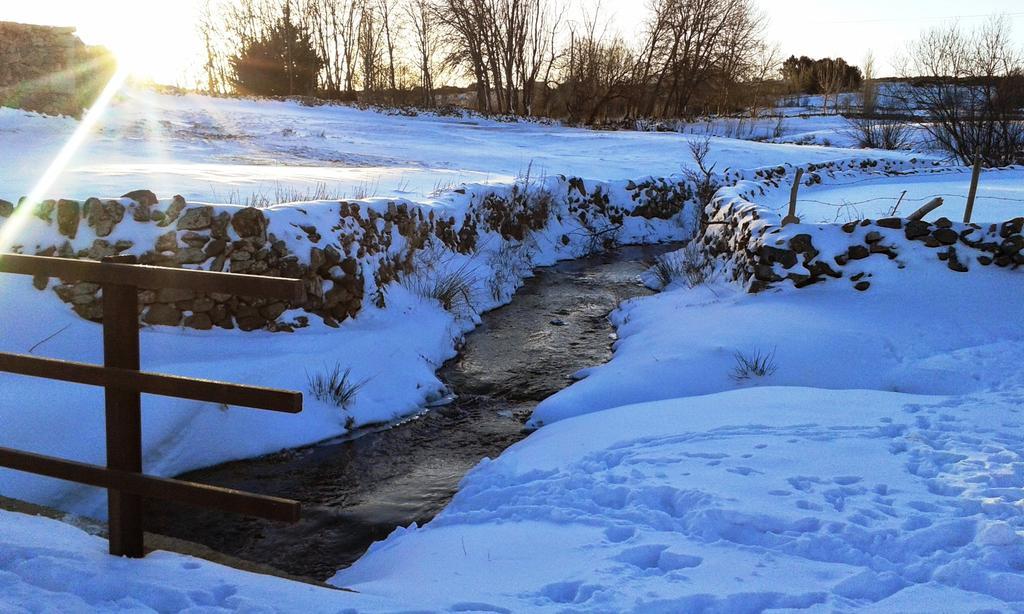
[210,212,231,239]
[204,238,227,256]
[121,189,158,207]
[947,248,968,272]
[176,206,213,230]
[143,304,182,326]
[841,221,858,234]
[32,274,48,290]
[260,302,288,320]
[231,207,268,240]
[130,200,151,222]
[155,230,178,252]
[933,228,959,245]
[864,231,883,244]
[877,218,902,229]
[904,220,931,240]
[181,232,209,248]
[85,239,118,260]
[174,247,209,265]
[86,198,125,237]
[184,313,213,330]
[0,199,13,217]
[56,199,80,238]
[848,245,869,260]
[158,195,187,226]
[34,199,55,222]
[854,281,870,291]
[934,217,953,228]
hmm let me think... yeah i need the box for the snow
[0,87,922,203]
[0,509,409,612]
[2,87,1024,611]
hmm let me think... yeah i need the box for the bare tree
[861,50,877,115]
[900,16,1024,166]
[405,0,439,106]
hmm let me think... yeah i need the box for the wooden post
[101,255,144,557]
[907,197,944,221]
[782,168,803,226]
[963,152,983,224]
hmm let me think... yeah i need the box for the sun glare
[0,63,130,252]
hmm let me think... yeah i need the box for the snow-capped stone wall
[701,161,1024,292]
[1,176,696,331]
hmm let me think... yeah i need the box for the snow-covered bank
[0,509,409,612]
[335,386,1024,611]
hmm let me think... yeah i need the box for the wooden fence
[0,253,306,557]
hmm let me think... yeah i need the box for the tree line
[197,0,785,121]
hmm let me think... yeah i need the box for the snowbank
[335,387,1024,611]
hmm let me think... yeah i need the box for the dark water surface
[145,243,678,581]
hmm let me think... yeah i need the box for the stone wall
[2,176,696,332]
[700,160,1024,292]
[0,21,115,116]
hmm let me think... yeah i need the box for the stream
[144,243,678,581]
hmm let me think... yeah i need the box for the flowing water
[145,243,678,581]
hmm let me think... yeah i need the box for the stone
[157,195,187,226]
[130,201,151,222]
[31,199,58,224]
[184,313,213,330]
[56,199,80,238]
[155,230,178,252]
[0,199,13,217]
[978,255,993,266]
[121,189,158,207]
[933,228,959,245]
[864,231,883,244]
[260,302,287,320]
[181,232,209,248]
[841,221,858,234]
[876,218,902,229]
[143,304,182,326]
[231,207,268,240]
[854,281,870,291]
[210,212,231,239]
[176,206,214,230]
[86,198,125,237]
[85,239,118,260]
[204,238,227,256]
[934,217,953,228]
[947,248,968,272]
[847,245,869,260]
[904,220,931,240]
[174,247,208,265]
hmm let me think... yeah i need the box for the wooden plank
[0,447,301,522]
[0,353,303,413]
[102,263,144,557]
[0,253,304,302]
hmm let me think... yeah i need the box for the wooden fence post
[101,255,144,558]
[963,151,983,224]
[782,168,803,226]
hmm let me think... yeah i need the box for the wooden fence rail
[0,253,305,557]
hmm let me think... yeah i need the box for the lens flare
[0,63,130,252]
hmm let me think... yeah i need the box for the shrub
[648,241,711,289]
[730,348,778,382]
[848,117,912,150]
[402,257,479,318]
[307,363,365,408]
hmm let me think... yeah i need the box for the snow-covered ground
[0,87,924,204]
[2,88,1023,612]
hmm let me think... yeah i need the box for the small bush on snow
[402,259,479,318]
[308,363,366,409]
[649,241,711,289]
[730,348,778,382]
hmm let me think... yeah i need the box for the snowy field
[2,89,1023,612]
[0,87,926,203]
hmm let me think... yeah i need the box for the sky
[0,0,1022,85]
